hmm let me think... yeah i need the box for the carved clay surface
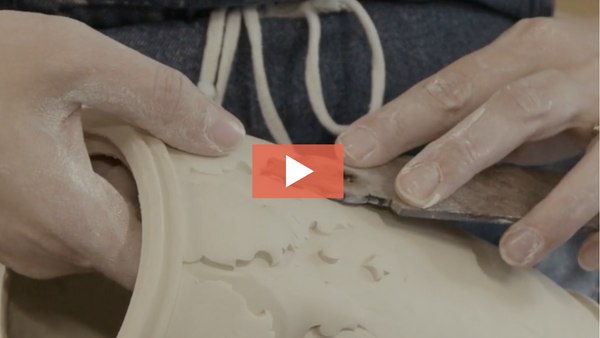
[166,273,275,337]
[1,110,598,338]
[361,255,390,282]
[319,248,341,264]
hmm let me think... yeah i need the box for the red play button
[285,155,314,187]
[252,144,344,198]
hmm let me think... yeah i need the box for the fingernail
[337,127,377,162]
[501,227,543,266]
[206,104,245,151]
[579,242,599,271]
[396,162,441,207]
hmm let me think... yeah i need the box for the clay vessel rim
[84,120,184,337]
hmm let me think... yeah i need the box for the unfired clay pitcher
[1,110,598,338]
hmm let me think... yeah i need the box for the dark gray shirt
[3,0,554,24]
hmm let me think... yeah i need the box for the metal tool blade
[339,156,599,230]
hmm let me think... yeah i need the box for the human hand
[337,14,599,271]
[0,11,245,289]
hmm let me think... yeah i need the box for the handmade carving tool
[258,153,598,230]
[339,156,599,230]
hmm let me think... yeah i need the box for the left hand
[337,14,599,271]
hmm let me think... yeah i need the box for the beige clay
[1,109,599,338]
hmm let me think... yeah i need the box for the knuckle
[55,15,90,33]
[498,79,554,122]
[510,17,556,44]
[513,87,550,115]
[444,134,480,168]
[48,18,91,54]
[151,66,187,125]
[386,111,408,142]
[423,72,473,111]
[562,192,594,226]
[38,17,97,78]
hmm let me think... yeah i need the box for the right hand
[0,11,245,289]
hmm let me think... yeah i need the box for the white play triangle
[285,155,314,187]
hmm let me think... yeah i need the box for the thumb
[62,22,245,155]
[86,161,142,290]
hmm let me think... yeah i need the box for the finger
[499,140,599,267]
[39,17,245,156]
[56,114,141,289]
[0,118,140,287]
[91,165,141,289]
[84,173,142,290]
[578,231,599,271]
[91,156,139,211]
[393,66,597,208]
[337,18,589,167]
